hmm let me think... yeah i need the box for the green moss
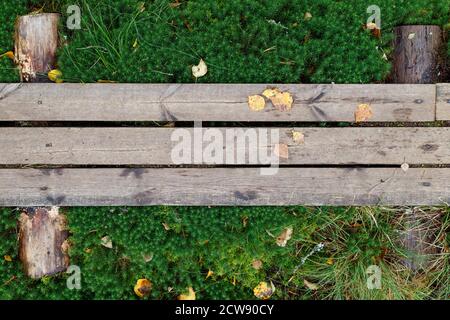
[1,207,449,300]
[55,0,449,84]
[0,1,29,82]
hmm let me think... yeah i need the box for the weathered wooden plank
[1,127,449,165]
[436,83,450,120]
[0,83,436,122]
[0,168,448,206]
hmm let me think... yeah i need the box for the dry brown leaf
[355,104,373,122]
[304,12,313,21]
[276,227,293,247]
[253,281,275,300]
[262,88,293,112]
[101,236,113,249]
[274,143,289,159]
[134,279,152,298]
[292,130,305,144]
[178,287,196,300]
[248,95,266,111]
[252,259,263,270]
[162,222,171,231]
[192,59,208,78]
[304,279,319,291]
[142,253,154,263]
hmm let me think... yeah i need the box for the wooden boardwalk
[0,83,449,206]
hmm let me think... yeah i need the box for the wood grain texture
[15,14,59,82]
[19,207,69,279]
[0,83,436,122]
[393,25,444,84]
[1,127,450,165]
[0,168,448,206]
[436,83,450,120]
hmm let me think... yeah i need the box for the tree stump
[19,208,69,279]
[15,13,69,279]
[393,25,445,83]
[15,13,59,82]
[393,25,444,271]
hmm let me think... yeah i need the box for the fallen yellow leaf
[276,227,293,247]
[206,270,214,279]
[0,51,14,60]
[248,95,266,111]
[292,130,305,144]
[326,257,334,265]
[178,287,196,300]
[304,279,319,291]
[253,281,275,300]
[262,88,293,112]
[134,279,152,298]
[48,69,63,83]
[4,255,12,262]
[192,59,208,78]
[355,104,373,122]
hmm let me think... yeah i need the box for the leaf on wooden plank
[252,259,263,270]
[262,88,293,112]
[4,255,12,262]
[48,69,63,83]
[253,281,275,300]
[408,33,415,40]
[101,236,113,249]
[355,104,373,122]
[401,162,409,172]
[291,130,305,144]
[276,227,293,247]
[304,279,319,291]
[178,287,196,300]
[248,95,266,111]
[192,59,208,78]
[274,143,289,159]
[134,279,152,298]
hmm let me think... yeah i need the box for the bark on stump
[19,208,69,279]
[15,13,69,278]
[393,25,445,83]
[393,25,444,271]
[15,13,59,82]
